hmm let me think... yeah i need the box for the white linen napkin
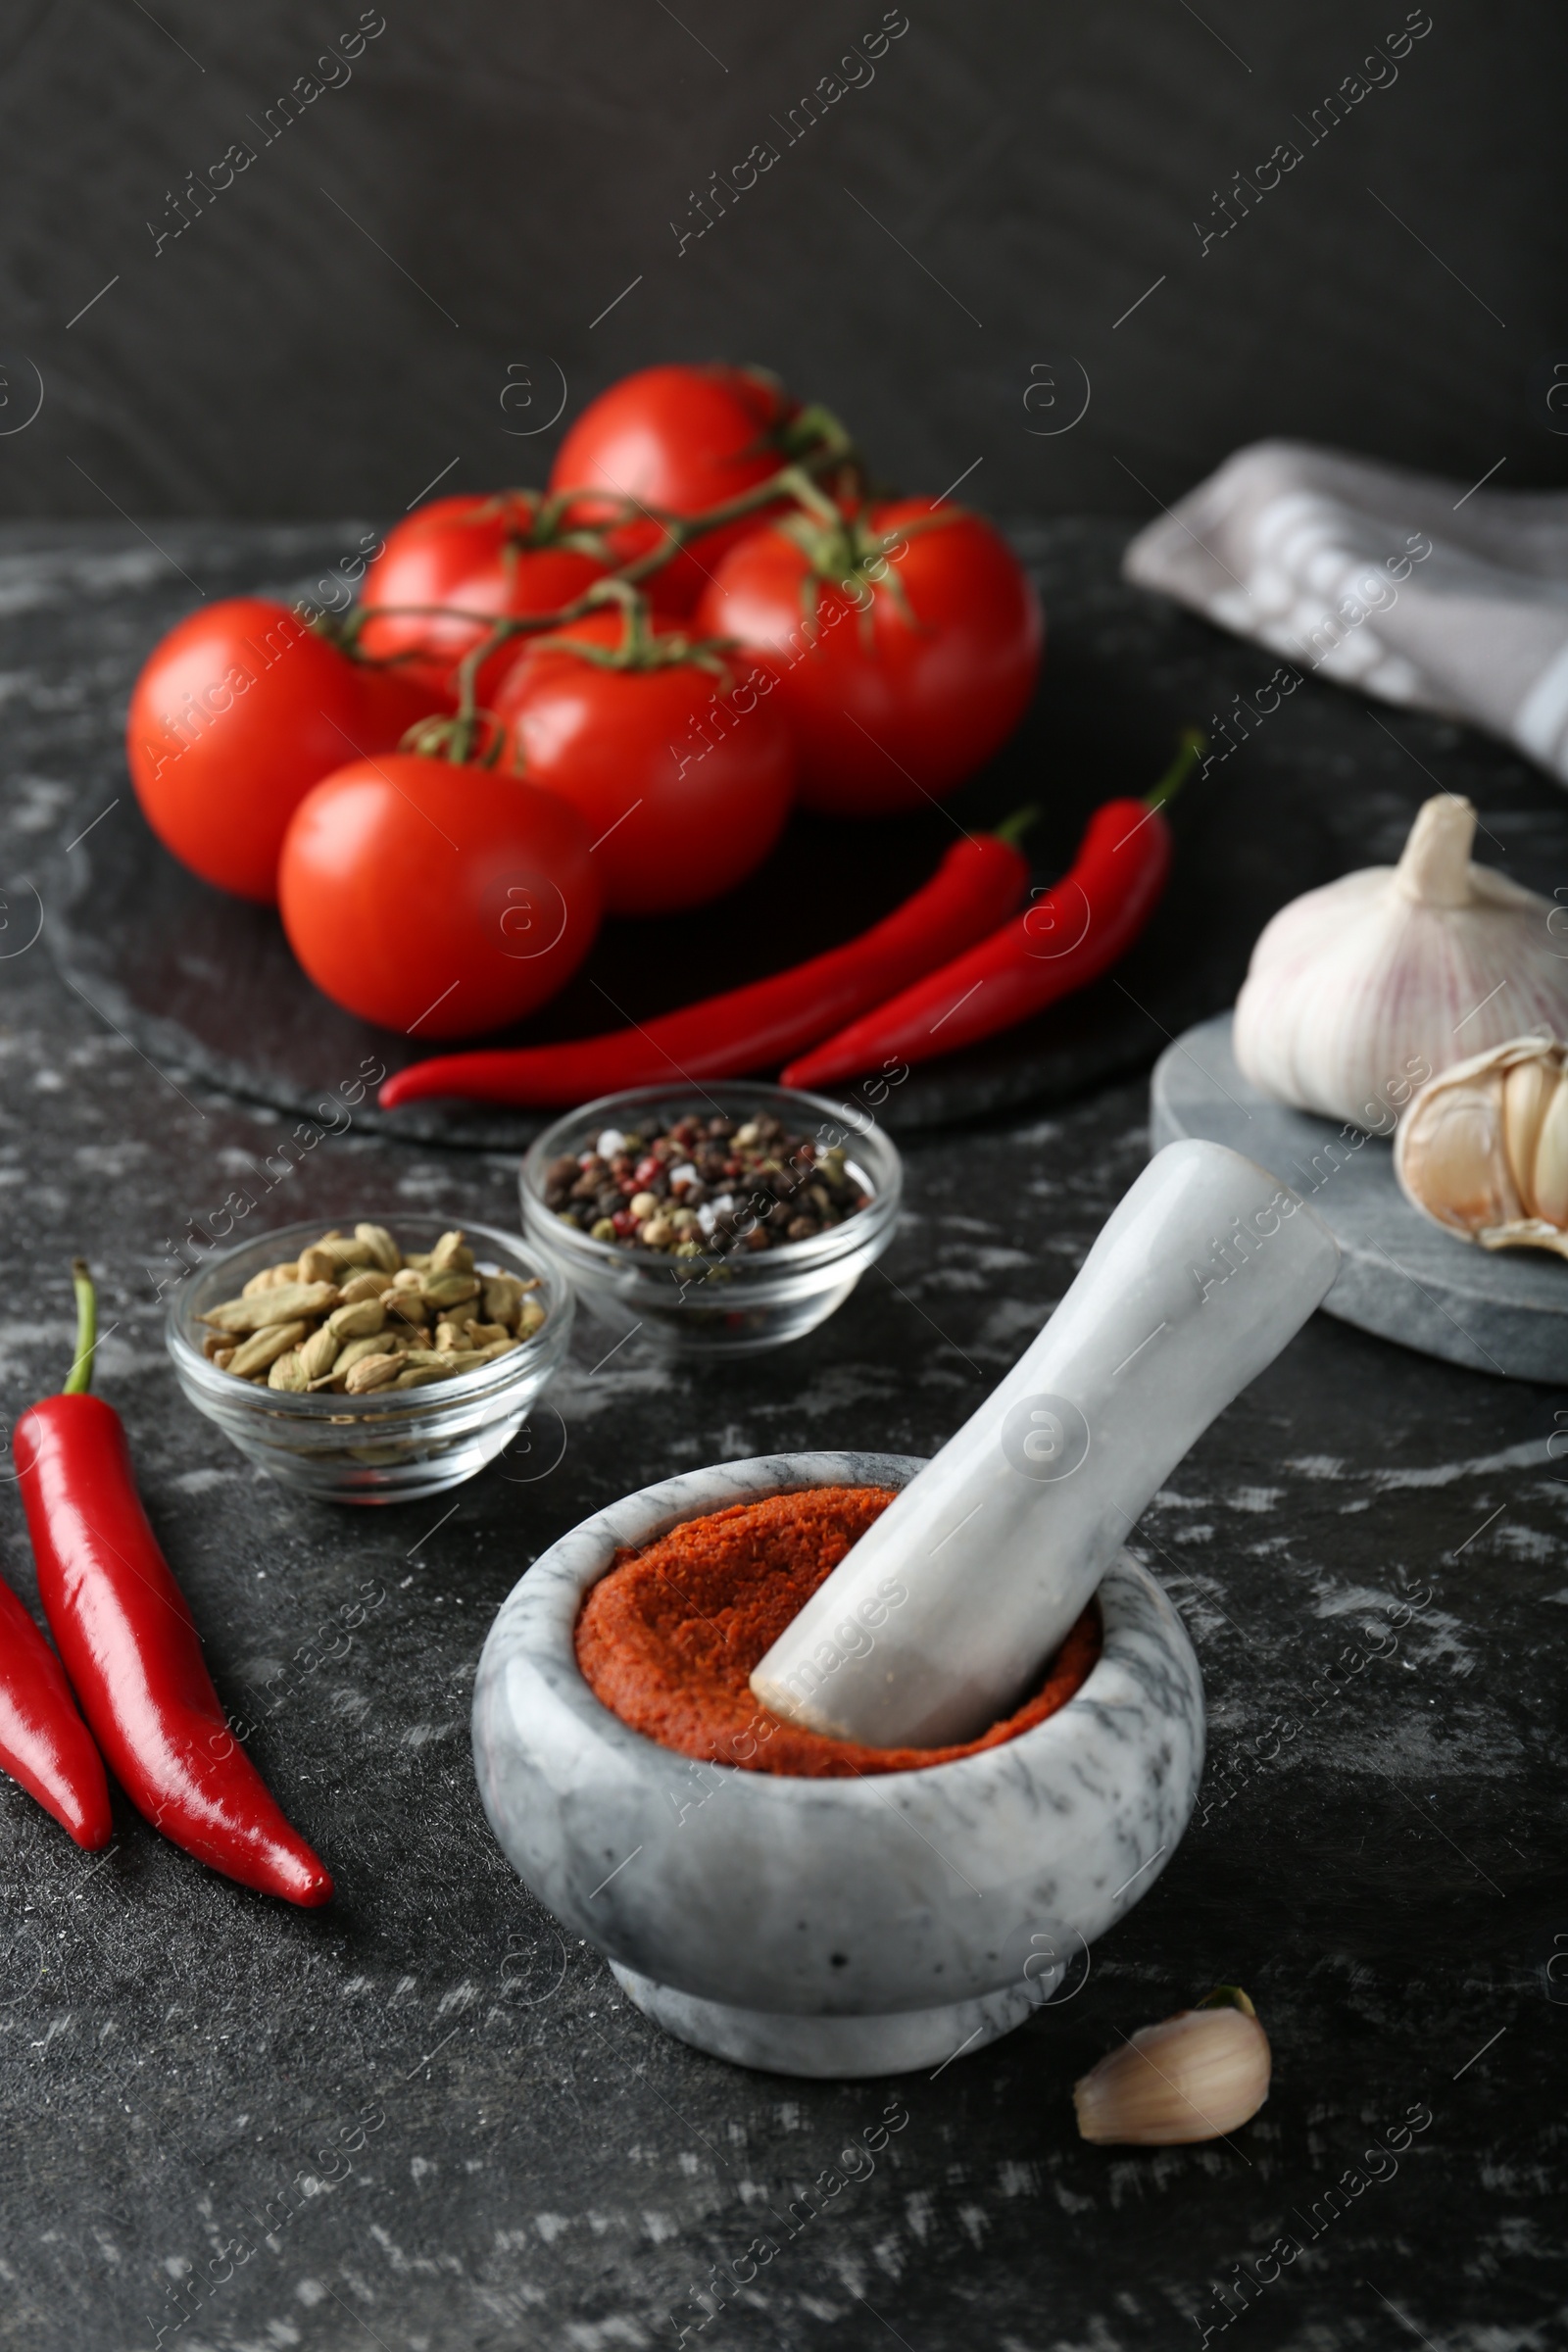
[1121,440,1568,783]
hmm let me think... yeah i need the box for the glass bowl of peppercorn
[519,1084,903,1355]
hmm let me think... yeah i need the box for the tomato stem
[361,414,867,764]
[602,413,858,589]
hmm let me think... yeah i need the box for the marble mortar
[473,1451,1204,2078]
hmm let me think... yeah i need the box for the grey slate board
[38,516,1568,1146]
[1151,1014,1568,1385]
[42,516,1330,1146]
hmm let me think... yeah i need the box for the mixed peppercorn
[543,1112,873,1256]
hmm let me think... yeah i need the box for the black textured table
[0,526,1562,2352]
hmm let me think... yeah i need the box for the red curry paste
[574,1485,1102,1778]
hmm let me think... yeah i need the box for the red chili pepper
[12,1263,333,1907]
[781,733,1203,1091]
[376,817,1035,1110]
[0,1571,112,1849]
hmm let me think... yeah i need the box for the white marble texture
[472,1452,1204,2077]
[754,1143,1337,1748]
[606,1968,1046,2080]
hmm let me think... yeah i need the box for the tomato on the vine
[353,659,450,749]
[126,597,445,904]
[695,500,1044,817]
[493,607,795,916]
[278,755,601,1038]
[358,492,611,703]
[548,365,805,615]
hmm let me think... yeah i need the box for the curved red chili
[782,733,1202,1090]
[13,1263,332,1906]
[0,1571,112,1849]
[377,818,1034,1110]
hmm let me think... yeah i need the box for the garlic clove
[1529,1067,1568,1229]
[1073,1987,1271,2146]
[1399,1077,1520,1238]
[1395,1035,1568,1257]
[1503,1054,1556,1212]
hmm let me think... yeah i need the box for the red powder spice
[574,1485,1102,1778]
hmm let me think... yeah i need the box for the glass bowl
[518,1082,903,1357]
[166,1212,572,1505]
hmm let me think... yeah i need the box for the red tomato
[358,493,610,702]
[278,756,600,1039]
[549,365,800,615]
[126,597,434,904]
[352,659,452,750]
[493,610,795,916]
[695,500,1044,817]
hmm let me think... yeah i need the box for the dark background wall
[3,0,1565,523]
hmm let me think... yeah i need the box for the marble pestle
[751,1140,1340,1749]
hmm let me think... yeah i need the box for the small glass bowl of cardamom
[165,1213,572,1505]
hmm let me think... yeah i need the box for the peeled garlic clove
[1073,1987,1271,2146]
[1529,1067,1568,1229]
[1395,1035,1568,1256]
[1233,795,1568,1129]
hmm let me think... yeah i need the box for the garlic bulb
[1234,795,1568,1130]
[1395,1033,1568,1255]
[1072,1987,1271,2146]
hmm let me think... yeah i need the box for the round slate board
[1151,1014,1568,1384]
[38,517,1568,1147]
